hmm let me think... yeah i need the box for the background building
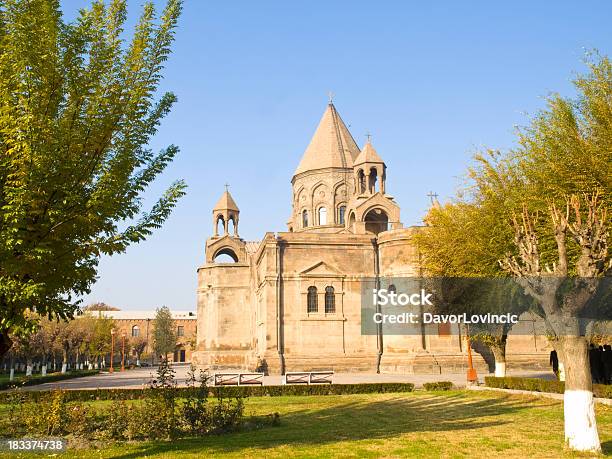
[99,310,197,363]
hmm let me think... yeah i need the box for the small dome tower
[212,189,240,237]
[353,139,386,195]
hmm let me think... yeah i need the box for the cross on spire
[328,91,334,104]
[365,131,372,143]
[224,183,230,192]
[427,191,439,205]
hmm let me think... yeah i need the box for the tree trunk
[491,335,508,377]
[0,330,12,359]
[25,357,32,377]
[61,349,68,374]
[560,335,601,453]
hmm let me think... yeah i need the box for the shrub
[209,396,244,433]
[485,376,612,399]
[139,359,179,440]
[20,391,70,435]
[423,381,453,391]
[66,402,98,437]
[181,366,211,435]
[104,400,129,440]
[485,376,564,394]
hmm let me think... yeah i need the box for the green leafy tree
[153,306,176,360]
[0,0,186,357]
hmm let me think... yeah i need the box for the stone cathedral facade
[193,103,549,374]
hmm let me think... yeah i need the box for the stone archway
[364,208,389,234]
[213,247,239,263]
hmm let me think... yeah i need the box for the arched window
[213,247,239,263]
[216,215,225,235]
[307,286,318,313]
[358,169,366,194]
[338,206,346,225]
[131,325,140,337]
[227,217,235,235]
[369,168,378,193]
[302,210,309,228]
[325,286,335,313]
[364,208,389,234]
[388,284,396,294]
[318,207,327,225]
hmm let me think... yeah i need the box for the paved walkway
[13,366,555,391]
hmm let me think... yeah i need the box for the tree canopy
[416,54,611,278]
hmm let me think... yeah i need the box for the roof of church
[244,241,260,255]
[294,103,361,176]
[213,190,239,211]
[354,140,384,166]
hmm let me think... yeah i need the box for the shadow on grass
[109,392,558,458]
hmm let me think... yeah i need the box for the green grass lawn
[1,390,611,458]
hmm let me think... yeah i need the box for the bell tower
[212,188,239,237]
[345,139,401,235]
[353,139,386,195]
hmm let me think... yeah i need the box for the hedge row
[0,370,99,391]
[423,381,454,391]
[0,382,415,404]
[484,376,612,399]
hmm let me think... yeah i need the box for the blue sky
[61,0,612,311]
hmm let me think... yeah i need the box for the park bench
[284,370,334,385]
[213,372,264,386]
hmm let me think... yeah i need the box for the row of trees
[1,305,181,378]
[415,54,611,452]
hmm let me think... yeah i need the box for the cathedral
[193,103,549,374]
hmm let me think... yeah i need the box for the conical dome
[294,103,360,176]
[354,140,384,166]
[213,190,239,212]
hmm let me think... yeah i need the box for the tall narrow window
[302,210,309,228]
[132,325,140,337]
[307,286,318,313]
[177,325,185,337]
[325,286,335,313]
[318,207,327,225]
[369,168,378,193]
[358,170,366,193]
[338,206,346,224]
